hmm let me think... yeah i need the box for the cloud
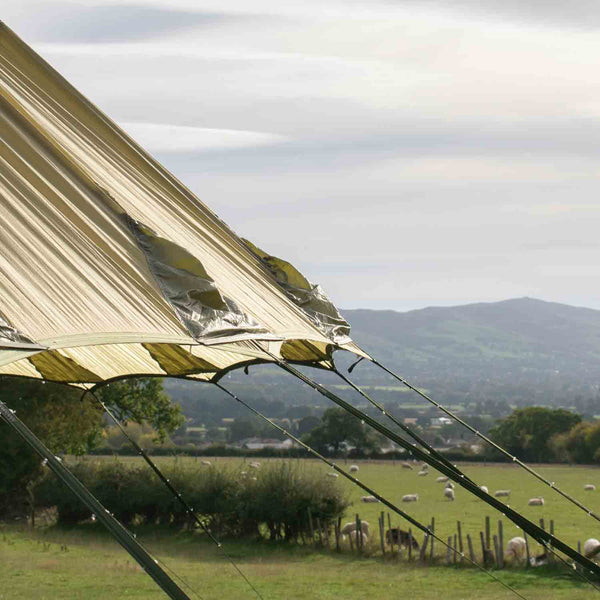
[118,122,286,153]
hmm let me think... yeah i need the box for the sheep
[401,462,413,470]
[494,489,511,498]
[250,476,257,481]
[436,476,449,483]
[504,537,527,561]
[528,497,544,506]
[385,528,419,550]
[480,485,489,494]
[200,460,211,466]
[584,484,596,491]
[349,464,359,473]
[240,471,248,477]
[530,551,548,567]
[444,488,455,501]
[417,470,429,477]
[420,463,429,470]
[327,472,339,478]
[445,482,455,490]
[341,520,370,537]
[249,462,260,469]
[402,494,419,503]
[584,538,600,559]
[361,495,379,503]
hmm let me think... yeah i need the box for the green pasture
[0,525,593,600]
[3,459,600,599]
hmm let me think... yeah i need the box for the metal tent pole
[0,400,192,600]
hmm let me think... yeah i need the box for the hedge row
[36,460,349,541]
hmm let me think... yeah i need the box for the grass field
[2,459,600,599]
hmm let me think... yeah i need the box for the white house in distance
[237,437,296,451]
[431,417,453,427]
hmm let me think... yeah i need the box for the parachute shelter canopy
[0,22,367,388]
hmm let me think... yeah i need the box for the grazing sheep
[445,482,455,490]
[250,476,257,481]
[361,495,379,503]
[385,528,419,550]
[327,472,339,478]
[584,538,600,559]
[417,470,429,477]
[401,462,413,470]
[530,551,548,567]
[420,463,429,470]
[349,464,359,473]
[201,460,211,466]
[341,520,370,537]
[480,485,489,494]
[494,489,511,498]
[436,476,449,483]
[505,537,527,561]
[402,494,419,503]
[584,484,596,491]
[249,462,260,469]
[444,488,455,501]
[528,497,544,506]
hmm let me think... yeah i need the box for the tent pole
[267,357,600,578]
[0,400,192,600]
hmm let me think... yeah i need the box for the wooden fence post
[379,514,386,557]
[498,520,504,568]
[485,516,491,551]
[420,533,430,562]
[355,514,361,553]
[524,532,530,567]
[453,534,458,565]
[466,533,475,563]
[446,536,452,564]
[457,521,464,562]
[480,531,488,567]
[429,517,435,561]
[316,517,323,546]
[334,520,341,552]
[493,535,500,568]
[408,529,413,561]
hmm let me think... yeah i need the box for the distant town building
[430,417,453,427]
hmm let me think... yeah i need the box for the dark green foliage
[0,377,182,517]
[488,406,581,462]
[36,460,349,541]
[551,420,600,464]
[302,408,382,455]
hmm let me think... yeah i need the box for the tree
[551,420,600,464]
[302,408,382,455]
[488,406,581,463]
[0,377,182,516]
[297,415,320,436]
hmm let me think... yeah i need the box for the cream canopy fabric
[0,23,365,387]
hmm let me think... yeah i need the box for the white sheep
[201,460,211,466]
[349,464,359,473]
[528,497,544,506]
[584,484,596,491]
[361,495,379,503]
[445,481,455,490]
[417,470,429,477]
[494,489,511,498]
[420,463,429,470]
[401,462,413,470]
[249,462,260,469]
[341,520,370,537]
[480,485,489,494]
[444,488,455,501]
[584,538,600,559]
[402,494,419,503]
[436,476,449,483]
[505,537,527,561]
[327,472,339,478]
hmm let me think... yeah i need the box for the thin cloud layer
[4,1,600,312]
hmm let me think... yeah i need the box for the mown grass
[0,524,594,600]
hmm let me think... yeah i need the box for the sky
[4,1,600,312]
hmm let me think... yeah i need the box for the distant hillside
[341,297,600,403]
[165,298,600,423]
